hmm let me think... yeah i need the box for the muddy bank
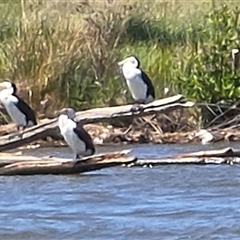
[0,121,238,150]
[0,99,197,149]
[82,124,240,145]
[0,94,238,149]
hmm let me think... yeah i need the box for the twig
[204,99,240,128]
[209,115,240,131]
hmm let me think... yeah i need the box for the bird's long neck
[58,115,67,130]
[0,88,15,99]
[58,115,76,131]
[4,87,15,96]
[122,63,140,79]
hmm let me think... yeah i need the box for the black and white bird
[0,80,37,138]
[118,55,155,109]
[58,108,95,161]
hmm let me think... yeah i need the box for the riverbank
[0,120,238,151]
[0,93,239,150]
[83,123,240,145]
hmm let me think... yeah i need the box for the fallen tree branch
[0,94,194,152]
[134,147,240,166]
[1,147,240,176]
[196,101,240,129]
[0,149,137,175]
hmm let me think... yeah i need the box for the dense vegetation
[0,0,239,123]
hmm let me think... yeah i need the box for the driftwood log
[0,147,239,176]
[0,150,137,176]
[134,147,240,166]
[0,94,194,151]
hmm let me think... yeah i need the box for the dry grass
[0,0,238,121]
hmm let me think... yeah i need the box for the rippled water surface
[1,141,240,239]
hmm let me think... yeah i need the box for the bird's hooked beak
[57,107,76,119]
[118,58,128,66]
[57,108,69,116]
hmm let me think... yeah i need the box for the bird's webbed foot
[8,126,24,140]
[17,132,24,139]
[73,154,82,162]
[130,103,144,113]
[16,126,25,139]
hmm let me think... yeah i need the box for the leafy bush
[175,5,240,104]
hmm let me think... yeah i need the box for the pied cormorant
[118,55,155,106]
[58,108,95,161]
[0,80,37,138]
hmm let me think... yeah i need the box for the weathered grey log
[0,147,239,176]
[134,157,240,166]
[0,94,194,151]
[133,147,240,166]
[0,150,137,175]
[172,147,240,158]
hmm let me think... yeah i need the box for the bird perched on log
[0,80,37,139]
[58,108,96,161]
[118,55,155,112]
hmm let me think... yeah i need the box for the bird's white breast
[122,65,148,102]
[0,94,26,127]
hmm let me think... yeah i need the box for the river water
[1,141,240,239]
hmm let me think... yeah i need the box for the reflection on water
[1,141,240,240]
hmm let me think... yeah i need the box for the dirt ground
[0,121,238,151]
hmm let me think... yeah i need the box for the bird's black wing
[15,96,37,125]
[73,126,95,154]
[141,70,155,99]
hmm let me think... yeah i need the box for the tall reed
[0,0,238,122]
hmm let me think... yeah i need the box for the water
[1,141,240,239]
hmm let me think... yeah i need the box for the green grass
[0,0,239,123]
